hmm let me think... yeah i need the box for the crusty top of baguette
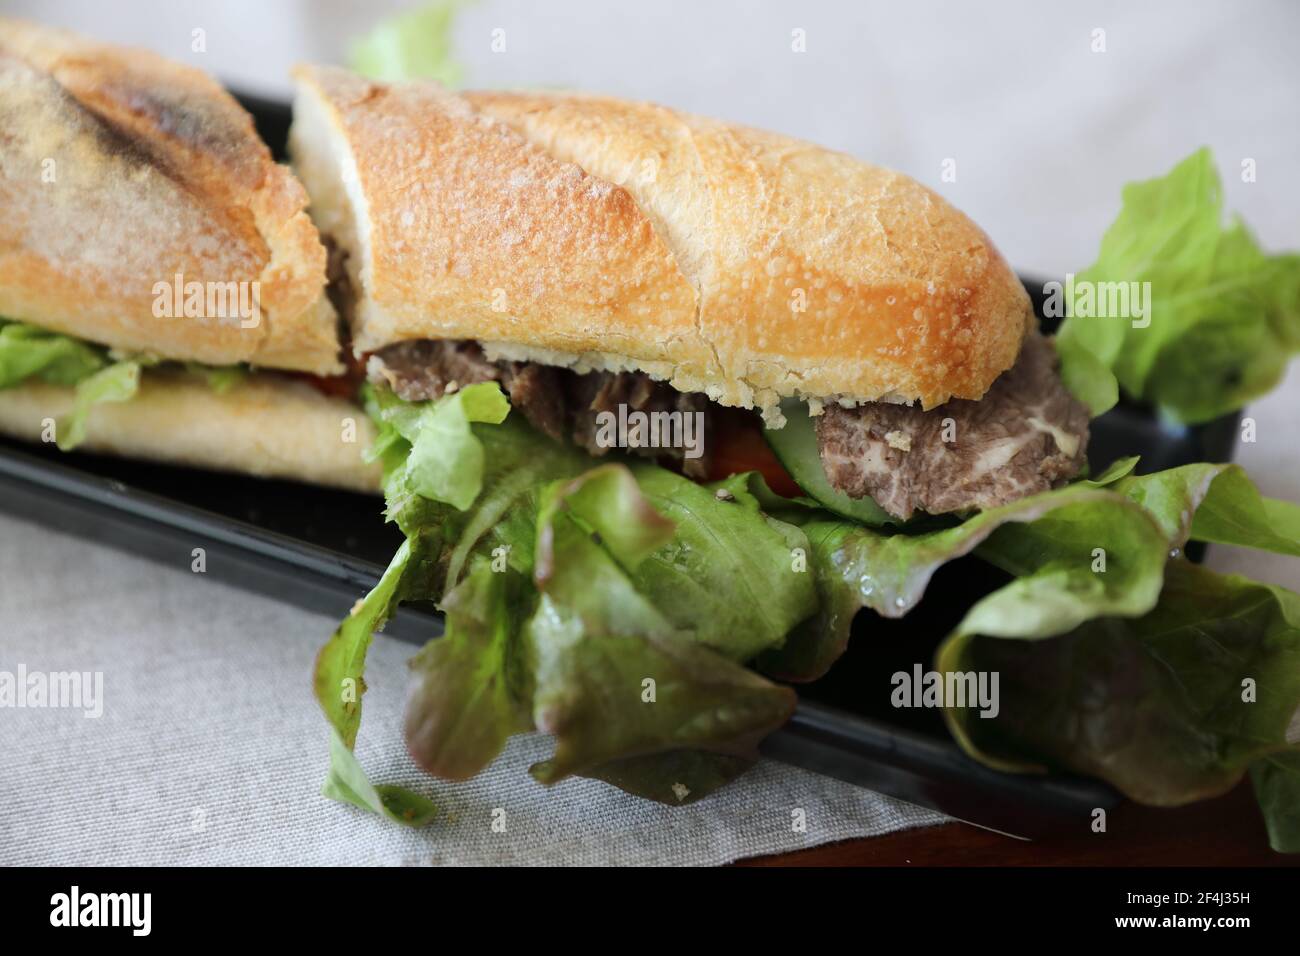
[0,18,342,374]
[291,67,1031,415]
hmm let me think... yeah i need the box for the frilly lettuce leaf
[1,318,250,450]
[313,534,444,827]
[941,561,1300,805]
[376,381,510,510]
[1056,148,1300,422]
[0,320,108,387]
[759,477,1166,681]
[315,389,570,819]
[523,466,797,798]
[56,361,141,452]
[933,461,1300,810]
[324,386,814,811]
[327,373,1300,830]
[404,558,535,782]
[0,318,142,451]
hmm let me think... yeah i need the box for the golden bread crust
[290,70,1030,413]
[0,18,342,374]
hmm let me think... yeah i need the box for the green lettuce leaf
[755,454,1295,686]
[57,361,141,451]
[1110,462,1300,555]
[1057,342,1119,418]
[0,320,108,387]
[523,466,797,797]
[370,383,591,591]
[941,562,1300,805]
[317,388,557,815]
[313,534,445,827]
[323,725,437,826]
[628,468,817,661]
[351,0,472,86]
[330,374,1300,827]
[1,318,253,448]
[401,382,510,509]
[1056,148,1300,422]
[0,318,143,451]
[327,386,814,811]
[759,480,1167,681]
[928,458,1300,816]
[1250,751,1300,854]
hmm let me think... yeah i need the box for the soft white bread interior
[290,67,1031,417]
[0,372,380,493]
[0,18,343,375]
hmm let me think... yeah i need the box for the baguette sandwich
[290,66,1089,521]
[4,23,1298,833]
[0,19,377,491]
[290,67,1111,810]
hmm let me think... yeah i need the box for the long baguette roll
[0,18,342,375]
[0,372,381,493]
[290,67,1031,417]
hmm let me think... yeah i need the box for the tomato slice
[706,409,802,497]
[292,350,367,400]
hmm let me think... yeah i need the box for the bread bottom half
[0,371,381,493]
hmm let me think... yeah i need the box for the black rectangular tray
[0,93,1243,840]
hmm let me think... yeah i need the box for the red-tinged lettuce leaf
[1250,751,1300,853]
[939,562,1300,806]
[315,387,590,821]
[524,466,797,797]
[629,468,817,661]
[583,750,758,806]
[404,560,536,781]
[363,384,814,806]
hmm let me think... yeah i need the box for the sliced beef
[569,371,713,479]
[370,340,498,401]
[368,340,711,475]
[498,361,568,441]
[368,339,567,440]
[815,334,1090,519]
